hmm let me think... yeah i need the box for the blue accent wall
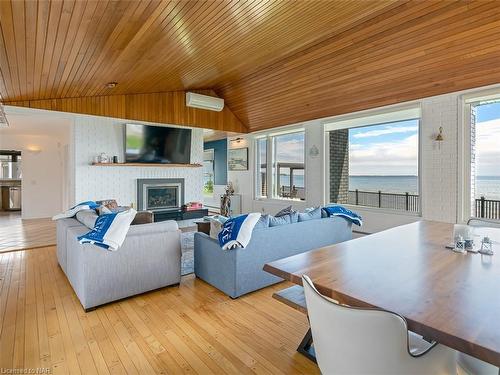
[204,139,227,185]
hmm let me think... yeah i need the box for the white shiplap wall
[73,116,204,207]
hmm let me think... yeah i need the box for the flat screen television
[125,124,192,164]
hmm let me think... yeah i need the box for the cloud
[349,133,418,175]
[475,118,500,176]
[275,135,305,163]
[352,125,418,138]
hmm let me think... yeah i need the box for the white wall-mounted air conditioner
[186,92,224,112]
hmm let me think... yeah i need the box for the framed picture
[228,147,248,171]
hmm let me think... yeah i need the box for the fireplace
[137,178,184,211]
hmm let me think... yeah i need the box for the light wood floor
[0,246,319,375]
[0,212,55,253]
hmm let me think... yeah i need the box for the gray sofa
[194,216,352,298]
[57,218,181,310]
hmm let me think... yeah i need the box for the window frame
[255,137,268,199]
[323,105,422,215]
[458,88,500,222]
[203,148,215,196]
[254,128,306,202]
[461,94,500,221]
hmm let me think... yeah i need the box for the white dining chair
[302,275,457,375]
[457,353,499,375]
[458,218,500,375]
[467,218,500,229]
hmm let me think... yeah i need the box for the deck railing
[348,190,420,212]
[475,197,500,219]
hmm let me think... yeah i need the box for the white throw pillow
[75,209,99,229]
[208,215,228,240]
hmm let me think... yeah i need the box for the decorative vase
[220,182,235,217]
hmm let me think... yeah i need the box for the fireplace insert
[137,178,185,212]
[146,186,179,210]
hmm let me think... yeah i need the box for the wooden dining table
[263,220,500,366]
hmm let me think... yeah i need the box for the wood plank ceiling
[1,1,500,131]
[219,0,500,130]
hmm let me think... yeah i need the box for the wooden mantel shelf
[91,162,202,168]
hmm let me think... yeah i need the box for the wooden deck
[0,246,319,374]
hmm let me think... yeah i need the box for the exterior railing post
[378,190,382,208]
[480,196,486,218]
[405,192,409,211]
[355,189,359,205]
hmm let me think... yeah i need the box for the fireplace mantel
[92,163,202,168]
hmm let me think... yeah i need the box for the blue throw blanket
[52,201,99,220]
[78,208,137,250]
[53,201,136,250]
[218,213,261,250]
[322,205,362,226]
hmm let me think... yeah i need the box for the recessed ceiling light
[106,82,118,88]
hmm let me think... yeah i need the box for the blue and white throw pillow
[275,205,294,217]
[322,205,362,226]
[269,214,292,227]
[275,205,299,223]
[298,207,322,222]
[253,214,270,230]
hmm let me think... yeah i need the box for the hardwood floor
[0,246,319,375]
[0,212,56,253]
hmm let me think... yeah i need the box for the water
[278,174,500,199]
[475,176,500,200]
[349,175,500,199]
[349,176,419,194]
[279,174,304,188]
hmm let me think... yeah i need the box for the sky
[274,132,305,164]
[347,102,500,176]
[261,102,500,177]
[349,119,419,176]
[475,102,500,177]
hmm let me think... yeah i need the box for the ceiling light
[106,82,118,89]
[26,145,42,154]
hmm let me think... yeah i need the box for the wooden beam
[5,90,247,133]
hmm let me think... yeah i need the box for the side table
[195,220,210,235]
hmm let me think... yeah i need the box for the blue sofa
[194,216,352,298]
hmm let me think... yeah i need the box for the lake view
[279,175,500,200]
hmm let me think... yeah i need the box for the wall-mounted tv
[125,124,192,164]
